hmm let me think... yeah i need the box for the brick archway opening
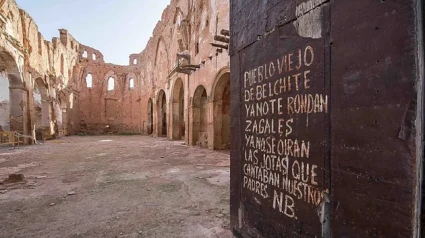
[213,72,230,150]
[157,90,167,137]
[147,98,153,135]
[192,85,208,148]
[33,78,50,140]
[0,50,24,135]
[172,78,185,140]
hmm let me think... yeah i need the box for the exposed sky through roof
[16,0,171,65]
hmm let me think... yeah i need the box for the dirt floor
[0,136,232,238]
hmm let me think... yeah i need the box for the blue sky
[16,0,171,65]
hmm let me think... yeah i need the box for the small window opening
[133,58,138,65]
[92,54,96,60]
[177,13,182,26]
[86,74,93,88]
[129,78,135,89]
[195,42,199,55]
[108,77,115,91]
[60,54,64,75]
[82,50,88,58]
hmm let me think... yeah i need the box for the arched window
[177,13,182,26]
[108,77,115,91]
[82,50,88,58]
[92,54,96,60]
[86,74,93,88]
[129,78,135,89]
[133,58,138,65]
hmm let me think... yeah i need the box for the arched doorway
[33,78,50,140]
[191,85,208,148]
[58,92,68,136]
[0,72,10,132]
[213,72,230,149]
[171,78,184,140]
[157,90,167,137]
[0,50,25,135]
[147,98,153,135]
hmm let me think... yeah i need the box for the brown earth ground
[0,136,232,238]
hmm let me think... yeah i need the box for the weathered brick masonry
[0,0,231,150]
[0,0,81,141]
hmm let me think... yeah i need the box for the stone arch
[190,85,208,148]
[103,70,119,93]
[126,72,138,91]
[57,91,69,136]
[147,98,154,135]
[156,89,167,136]
[0,49,24,134]
[154,37,169,83]
[81,67,94,89]
[171,78,185,140]
[0,72,11,132]
[107,77,115,91]
[33,77,51,140]
[212,69,230,149]
[154,36,169,67]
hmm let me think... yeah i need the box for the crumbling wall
[0,0,81,141]
[75,48,142,135]
[74,0,230,141]
[133,0,230,148]
[1,0,231,146]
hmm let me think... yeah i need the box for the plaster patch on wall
[293,0,327,39]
